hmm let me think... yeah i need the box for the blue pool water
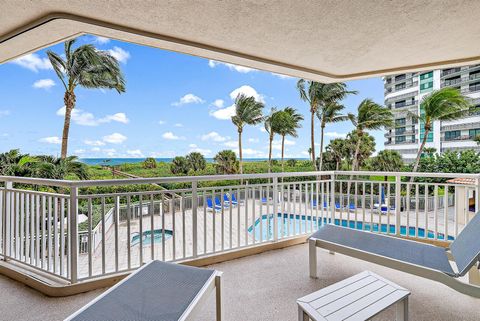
[248,213,455,241]
[131,229,173,246]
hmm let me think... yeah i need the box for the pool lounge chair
[65,260,223,321]
[215,197,229,209]
[207,198,222,212]
[223,194,238,206]
[309,212,480,297]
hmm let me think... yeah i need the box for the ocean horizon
[80,157,309,166]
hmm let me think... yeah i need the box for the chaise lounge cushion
[310,224,455,276]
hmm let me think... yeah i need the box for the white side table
[298,271,410,321]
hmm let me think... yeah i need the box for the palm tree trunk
[336,160,340,171]
[281,135,285,172]
[238,130,243,175]
[310,110,317,170]
[352,131,362,171]
[268,132,273,173]
[61,91,75,159]
[319,122,325,171]
[411,129,429,182]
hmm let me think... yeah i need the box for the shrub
[142,157,157,169]
[286,159,297,167]
[186,152,206,172]
[213,150,239,174]
[170,156,190,175]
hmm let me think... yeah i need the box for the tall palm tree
[410,88,471,174]
[370,150,403,181]
[264,107,283,172]
[276,107,304,171]
[350,99,393,171]
[47,39,126,159]
[231,94,264,175]
[296,80,354,170]
[317,102,353,171]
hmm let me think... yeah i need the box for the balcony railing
[0,171,478,285]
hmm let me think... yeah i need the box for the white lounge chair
[309,212,480,297]
[65,260,223,321]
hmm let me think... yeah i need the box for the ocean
[79,158,307,166]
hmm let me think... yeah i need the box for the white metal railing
[0,170,479,284]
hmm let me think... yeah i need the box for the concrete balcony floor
[1,243,480,321]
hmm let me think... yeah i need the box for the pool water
[248,213,455,241]
[131,229,173,246]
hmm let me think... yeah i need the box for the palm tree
[370,150,403,181]
[47,39,126,159]
[231,94,264,175]
[170,156,190,175]
[317,102,353,170]
[186,152,206,172]
[410,88,472,174]
[325,138,347,171]
[296,80,354,170]
[213,150,239,174]
[276,107,304,171]
[264,107,286,172]
[33,156,89,180]
[350,99,393,171]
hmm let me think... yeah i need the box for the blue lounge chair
[335,202,341,210]
[261,197,268,204]
[223,194,238,206]
[348,203,356,211]
[207,198,222,212]
[215,197,229,209]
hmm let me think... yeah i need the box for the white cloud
[0,110,10,118]
[325,132,347,138]
[229,85,264,103]
[74,149,85,154]
[149,151,175,158]
[210,104,235,120]
[174,123,183,127]
[127,149,144,157]
[189,146,212,156]
[272,139,296,150]
[103,148,117,157]
[39,136,61,144]
[172,93,205,106]
[201,131,228,142]
[158,120,166,125]
[260,127,267,133]
[102,133,127,144]
[248,138,259,143]
[189,144,198,148]
[56,107,129,126]
[11,53,52,72]
[108,47,130,63]
[211,99,224,108]
[301,151,310,157]
[33,79,55,89]
[93,36,110,44]
[242,148,266,157]
[208,60,256,73]
[162,131,185,140]
[84,139,106,146]
[224,141,238,148]
[91,147,101,152]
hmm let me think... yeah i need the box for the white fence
[0,170,478,284]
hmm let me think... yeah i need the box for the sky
[0,35,385,159]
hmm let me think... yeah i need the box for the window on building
[470,70,480,81]
[395,100,406,108]
[395,118,406,126]
[445,130,461,141]
[442,68,460,76]
[395,82,406,90]
[469,128,480,139]
[395,74,406,81]
[395,136,406,143]
[420,82,433,90]
[395,127,406,135]
[420,71,433,80]
[444,76,461,86]
[469,82,480,92]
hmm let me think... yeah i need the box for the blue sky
[0,35,385,159]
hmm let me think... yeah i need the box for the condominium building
[384,65,480,162]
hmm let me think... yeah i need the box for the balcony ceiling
[1,0,480,82]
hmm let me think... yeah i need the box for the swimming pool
[248,213,455,241]
[131,229,173,246]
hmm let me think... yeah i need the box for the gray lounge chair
[65,260,223,321]
[309,212,480,297]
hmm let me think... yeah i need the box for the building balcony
[441,68,462,77]
[0,171,479,320]
[441,135,475,142]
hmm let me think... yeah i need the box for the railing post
[2,181,12,260]
[192,181,198,257]
[330,173,336,223]
[475,176,480,214]
[273,176,279,241]
[395,175,401,236]
[69,186,78,284]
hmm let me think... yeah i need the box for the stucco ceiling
[1,0,480,82]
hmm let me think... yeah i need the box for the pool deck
[2,242,480,320]
[76,199,468,279]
